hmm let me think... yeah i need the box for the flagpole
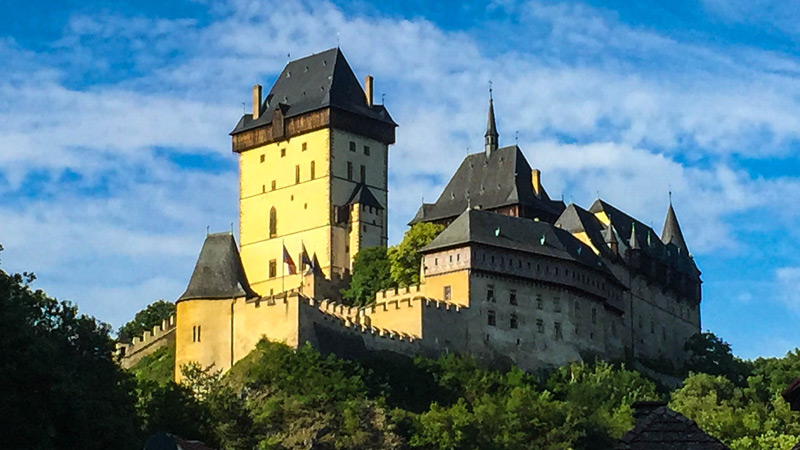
[281,239,285,294]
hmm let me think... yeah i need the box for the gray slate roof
[555,203,617,259]
[346,183,384,210]
[662,203,689,254]
[410,145,565,224]
[178,232,257,302]
[231,48,395,135]
[589,199,699,276]
[422,208,620,283]
[615,405,730,450]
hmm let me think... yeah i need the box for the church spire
[661,203,688,254]
[485,82,498,157]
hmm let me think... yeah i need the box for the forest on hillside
[2,245,800,450]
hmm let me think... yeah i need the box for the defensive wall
[117,315,176,369]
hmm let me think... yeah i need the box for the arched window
[269,207,277,238]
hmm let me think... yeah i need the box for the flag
[301,243,313,271]
[283,245,297,275]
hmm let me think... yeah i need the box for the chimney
[532,169,542,197]
[365,75,374,107]
[252,84,263,120]
[631,401,667,424]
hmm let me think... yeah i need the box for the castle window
[260,154,265,163]
[554,322,563,340]
[536,319,544,334]
[197,325,201,342]
[487,310,496,326]
[349,141,356,152]
[444,286,452,301]
[509,290,517,305]
[360,165,366,183]
[574,300,580,317]
[553,297,561,312]
[449,255,453,263]
[536,294,543,310]
[281,148,286,157]
[650,320,655,334]
[262,185,265,193]
[192,325,202,342]
[662,326,667,340]
[434,257,438,266]
[510,314,518,329]
[269,207,277,238]
[302,142,307,151]
[347,162,353,180]
[271,180,276,191]
[487,285,495,302]
[269,260,277,278]
[591,308,597,325]
[363,225,367,232]
[295,165,300,184]
[364,145,370,155]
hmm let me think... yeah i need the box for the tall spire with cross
[485,80,498,158]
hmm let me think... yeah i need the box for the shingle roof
[409,145,565,224]
[422,208,621,285]
[231,48,395,135]
[662,203,689,255]
[555,203,616,258]
[589,199,699,276]
[615,404,730,450]
[178,232,257,302]
[346,183,384,210]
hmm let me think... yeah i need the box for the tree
[683,332,751,386]
[342,246,395,306]
[0,248,139,449]
[119,299,175,341]
[389,222,445,287]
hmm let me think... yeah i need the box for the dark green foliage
[342,246,396,306]
[683,332,752,386]
[135,379,213,444]
[119,299,175,341]
[130,342,175,385]
[0,257,139,449]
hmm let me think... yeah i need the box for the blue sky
[1,0,799,359]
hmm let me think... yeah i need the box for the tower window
[536,319,544,334]
[295,165,300,184]
[349,141,356,152]
[487,285,495,302]
[269,207,277,238]
[554,322,563,340]
[536,294,543,310]
[592,308,597,325]
[360,165,366,183]
[553,297,561,312]
[281,148,286,157]
[510,314,518,329]
[310,161,316,179]
[302,142,307,151]
[260,154,265,163]
[443,286,452,301]
[364,145,370,155]
[347,162,353,180]
[574,300,580,317]
[487,310,496,327]
[268,260,277,278]
[192,325,202,342]
[509,290,517,305]
[271,180,276,191]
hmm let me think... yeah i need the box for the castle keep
[118,48,701,380]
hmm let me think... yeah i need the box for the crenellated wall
[118,315,176,369]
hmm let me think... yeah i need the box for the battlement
[311,298,420,342]
[374,284,424,302]
[117,315,176,369]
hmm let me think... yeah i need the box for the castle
[117,48,702,381]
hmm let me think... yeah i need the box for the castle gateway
[117,49,701,381]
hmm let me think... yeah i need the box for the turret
[661,203,689,255]
[605,223,618,255]
[485,96,498,157]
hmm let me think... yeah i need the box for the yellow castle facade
[116,48,702,381]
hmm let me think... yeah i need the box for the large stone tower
[230,48,396,296]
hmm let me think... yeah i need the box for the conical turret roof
[661,204,688,254]
[178,232,257,301]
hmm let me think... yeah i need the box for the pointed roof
[409,145,565,225]
[485,98,498,139]
[555,203,610,256]
[346,183,384,210]
[615,403,729,449]
[231,48,396,135]
[605,222,618,244]
[178,232,257,302]
[661,203,689,254]
[630,222,640,249]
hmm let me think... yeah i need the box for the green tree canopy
[683,332,752,386]
[389,222,445,287]
[342,246,396,306]
[119,299,175,341]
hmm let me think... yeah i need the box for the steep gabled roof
[231,48,396,135]
[410,145,565,224]
[662,203,689,255]
[422,208,621,285]
[555,203,613,257]
[178,232,257,302]
[615,404,729,450]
